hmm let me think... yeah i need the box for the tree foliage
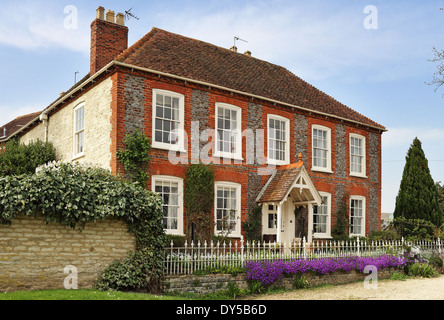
[428,47,444,94]
[394,137,443,227]
[0,139,57,177]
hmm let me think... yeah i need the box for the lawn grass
[0,289,191,301]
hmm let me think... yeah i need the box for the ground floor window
[313,192,331,238]
[214,181,241,237]
[350,196,366,237]
[152,176,184,235]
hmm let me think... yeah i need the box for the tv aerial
[124,7,139,21]
[234,36,248,48]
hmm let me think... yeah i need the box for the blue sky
[1,0,444,214]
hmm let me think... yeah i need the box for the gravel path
[252,275,444,300]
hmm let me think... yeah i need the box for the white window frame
[313,192,332,239]
[349,195,366,237]
[152,89,185,152]
[152,175,184,236]
[214,103,242,160]
[73,103,85,159]
[312,125,332,173]
[350,133,367,178]
[214,181,242,238]
[267,114,290,166]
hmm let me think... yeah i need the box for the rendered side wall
[20,77,113,170]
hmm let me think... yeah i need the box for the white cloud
[0,105,42,127]
[0,2,89,54]
[149,1,440,83]
[383,127,444,148]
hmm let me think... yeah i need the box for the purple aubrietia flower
[245,255,406,286]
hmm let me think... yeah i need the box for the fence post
[438,238,442,256]
[357,236,360,257]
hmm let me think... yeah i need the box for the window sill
[71,153,85,162]
[313,234,332,239]
[350,173,368,179]
[165,231,185,237]
[266,159,290,166]
[213,152,244,162]
[152,143,187,153]
[311,167,334,174]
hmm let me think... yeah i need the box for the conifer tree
[394,137,443,226]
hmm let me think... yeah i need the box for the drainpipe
[39,113,49,143]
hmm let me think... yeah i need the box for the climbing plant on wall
[117,128,151,188]
[184,164,215,243]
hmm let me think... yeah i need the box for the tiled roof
[0,112,41,141]
[116,28,385,130]
[257,165,303,203]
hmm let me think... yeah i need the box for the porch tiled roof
[116,28,385,131]
[257,165,303,203]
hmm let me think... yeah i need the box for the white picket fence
[163,237,444,275]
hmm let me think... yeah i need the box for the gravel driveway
[252,275,444,300]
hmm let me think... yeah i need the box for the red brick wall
[110,68,383,238]
[90,18,128,75]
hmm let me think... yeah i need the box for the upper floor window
[350,196,366,237]
[350,134,366,177]
[215,103,242,160]
[152,175,184,235]
[267,114,290,165]
[73,103,85,157]
[152,89,185,151]
[313,192,331,238]
[312,125,332,173]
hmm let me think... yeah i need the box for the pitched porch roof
[256,154,322,206]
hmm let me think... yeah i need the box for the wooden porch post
[276,203,282,243]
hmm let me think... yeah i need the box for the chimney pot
[244,51,252,57]
[116,13,125,26]
[96,6,105,20]
[90,8,129,75]
[230,46,238,53]
[106,10,115,23]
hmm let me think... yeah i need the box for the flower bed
[245,255,407,286]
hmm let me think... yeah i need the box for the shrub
[405,262,438,278]
[0,139,57,177]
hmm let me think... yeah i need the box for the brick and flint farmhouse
[0,7,386,243]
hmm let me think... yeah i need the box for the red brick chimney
[90,7,128,75]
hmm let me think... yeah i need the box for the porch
[256,154,322,243]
